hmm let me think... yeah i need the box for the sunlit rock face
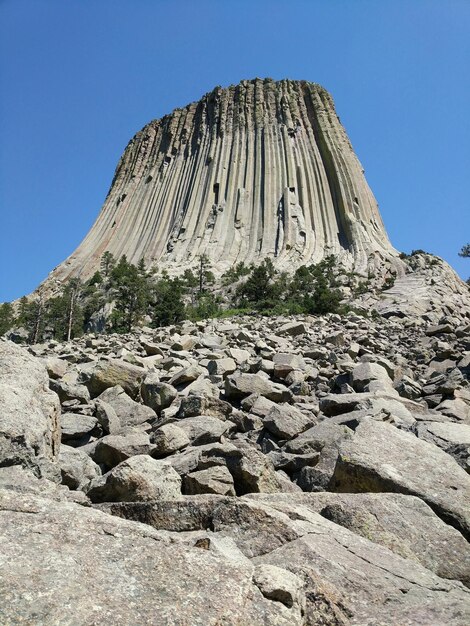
[49,78,397,283]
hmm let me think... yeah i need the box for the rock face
[47,79,396,284]
[0,341,61,479]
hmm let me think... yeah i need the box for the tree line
[0,252,349,342]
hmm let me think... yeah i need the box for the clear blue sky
[1,0,469,301]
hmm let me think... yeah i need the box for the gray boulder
[184,466,236,496]
[0,341,61,479]
[58,444,101,490]
[87,455,181,502]
[332,419,470,539]
[263,404,314,440]
[97,385,155,428]
[92,431,153,469]
[141,374,177,413]
[225,373,292,403]
[175,416,235,446]
[87,358,145,398]
[60,412,98,442]
[0,489,297,625]
[151,423,190,457]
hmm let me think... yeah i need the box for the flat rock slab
[99,494,470,625]
[0,490,300,626]
[247,492,470,587]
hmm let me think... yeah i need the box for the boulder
[350,361,392,392]
[225,373,292,403]
[184,466,236,496]
[277,322,307,336]
[206,357,237,377]
[177,394,232,419]
[253,564,305,610]
[58,444,101,490]
[95,399,121,435]
[263,404,314,440]
[331,419,470,539]
[60,412,98,442]
[97,385,155,428]
[253,506,470,626]
[0,341,61,479]
[87,455,182,502]
[0,490,297,625]
[140,374,177,413]
[169,364,204,387]
[50,378,90,404]
[87,358,145,398]
[272,353,306,379]
[92,432,153,469]
[151,423,190,457]
[175,416,235,446]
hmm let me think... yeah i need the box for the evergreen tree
[197,254,214,294]
[459,244,470,284]
[236,258,284,311]
[0,302,15,335]
[150,277,185,327]
[459,244,470,258]
[289,257,342,315]
[44,279,84,341]
[109,256,150,332]
[100,251,115,278]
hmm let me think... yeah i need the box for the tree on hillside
[17,291,47,343]
[236,258,285,311]
[150,277,185,327]
[459,243,470,284]
[44,279,84,341]
[100,251,116,278]
[109,256,151,332]
[459,244,470,258]
[197,254,214,295]
[288,256,342,315]
[0,302,15,335]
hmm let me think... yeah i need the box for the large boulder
[97,385,155,428]
[140,374,177,413]
[0,341,61,479]
[87,455,182,503]
[263,404,314,440]
[331,419,470,539]
[58,445,101,491]
[249,492,470,587]
[225,373,292,403]
[87,359,145,398]
[91,431,153,469]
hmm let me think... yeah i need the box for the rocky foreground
[1,311,470,625]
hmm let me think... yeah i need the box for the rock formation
[2,79,470,624]
[48,79,396,284]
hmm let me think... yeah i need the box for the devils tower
[48,78,396,285]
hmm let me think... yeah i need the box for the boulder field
[1,310,470,624]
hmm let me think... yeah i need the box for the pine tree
[197,254,214,294]
[150,277,185,327]
[64,278,83,341]
[109,256,151,332]
[100,251,116,278]
[459,244,470,258]
[0,302,15,335]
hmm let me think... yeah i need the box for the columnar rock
[47,78,396,284]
